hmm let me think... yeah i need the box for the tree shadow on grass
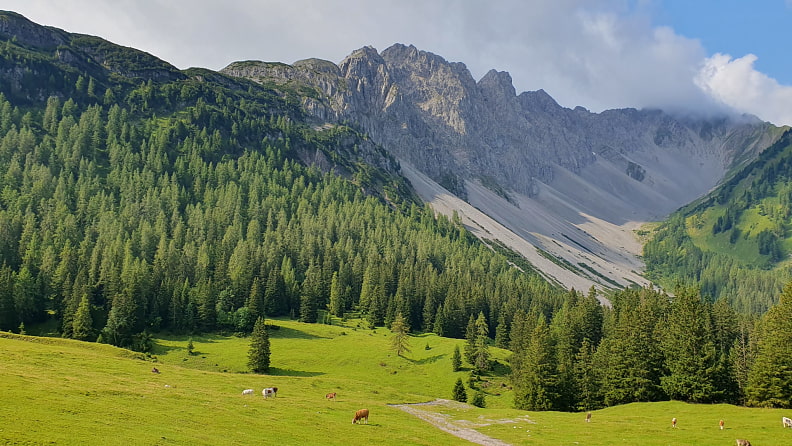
[266,367,325,377]
[405,354,445,365]
[268,325,330,340]
[149,333,230,355]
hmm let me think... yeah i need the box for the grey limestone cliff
[222,44,785,291]
[222,43,779,212]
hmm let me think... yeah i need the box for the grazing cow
[736,439,751,446]
[783,416,792,428]
[262,387,278,398]
[671,417,677,428]
[326,392,337,401]
[585,412,591,423]
[242,389,254,395]
[352,409,369,424]
[720,419,724,430]
[151,367,160,374]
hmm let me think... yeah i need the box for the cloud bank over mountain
[4,0,791,125]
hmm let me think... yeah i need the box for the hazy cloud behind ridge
[2,0,791,126]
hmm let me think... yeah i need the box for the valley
[2,9,792,446]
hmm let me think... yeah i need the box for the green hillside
[0,10,562,348]
[5,10,792,439]
[3,324,792,445]
[645,129,792,313]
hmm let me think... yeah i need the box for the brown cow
[326,392,337,401]
[262,387,278,398]
[719,419,724,430]
[585,412,591,423]
[352,409,369,424]
[671,417,677,428]
[736,440,751,446]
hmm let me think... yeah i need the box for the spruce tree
[494,312,509,349]
[464,314,476,363]
[246,277,264,320]
[299,263,321,323]
[729,317,755,404]
[513,315,556,411]
[661,286,718,403]
[248,317,271,374]
[452,377,468,403]
[473,312,491,373]
[329,272,343,316]
[390,312,411,357]
[470,390,486,408]
[746,283,792,408]
[72,294,93,341]
[452,345,462,372]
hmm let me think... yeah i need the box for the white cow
[783,416,792,428]
[242,389,254,395]
[262,387,278,398]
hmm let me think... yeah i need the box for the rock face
[223,44,776,205]
[224,44,783,291]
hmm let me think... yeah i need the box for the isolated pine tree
[248,317,271,373]
[452,345,462,372]
[470,390,486,408]
[452,377,468,403]
[390,312,411,357]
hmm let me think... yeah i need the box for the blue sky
[2,0,791,125]
[656,0,792,84]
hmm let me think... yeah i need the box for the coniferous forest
[1,10,792,413]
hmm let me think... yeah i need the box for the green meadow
[2,319,792,445]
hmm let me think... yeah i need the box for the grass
[3,320,792,445]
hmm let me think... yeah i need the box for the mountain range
[221,45,785,292]
[1,9,788,297]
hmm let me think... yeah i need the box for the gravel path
[389,400,514,446]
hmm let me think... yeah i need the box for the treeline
[644,215,787,314]
[0,70,563,351]
[508,284,792,410]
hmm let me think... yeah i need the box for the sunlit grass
[4,320,792,445]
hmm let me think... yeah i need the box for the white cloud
[696,53,792,126]
[2,0,790,125]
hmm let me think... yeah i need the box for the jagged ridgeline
[0,11,560,347]
[644,130,792,313]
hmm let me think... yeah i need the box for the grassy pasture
[2,319,792,445]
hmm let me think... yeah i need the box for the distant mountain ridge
[222,44,786,291]
[2,6,785,293]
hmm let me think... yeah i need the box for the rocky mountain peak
[518,89,562,113]
[226,44,782,292]
[0,10,67,48]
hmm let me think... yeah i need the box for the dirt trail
[390,399,527,446]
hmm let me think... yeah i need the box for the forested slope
[0,11,561,349]
[644,130,792,313]
[3,10,792,414]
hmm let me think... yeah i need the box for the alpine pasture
[2,319,791,445]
